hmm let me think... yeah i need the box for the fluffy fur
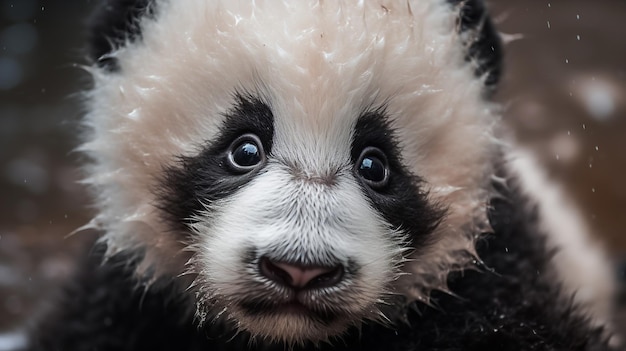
[29,0,619,350]
[83,0,494,304]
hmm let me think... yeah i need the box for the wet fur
[30,173,615,350]
[28,0,619,349]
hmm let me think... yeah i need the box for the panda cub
[30,0,619,350]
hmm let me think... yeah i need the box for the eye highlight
[227,134,266,173]
[356,147,389,189]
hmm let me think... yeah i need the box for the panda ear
[88,0,156,72]
[449,0,503,93]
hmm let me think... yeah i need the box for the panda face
[158,92,442,342]
[84,0,500,344]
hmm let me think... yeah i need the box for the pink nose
[259,258,344,289]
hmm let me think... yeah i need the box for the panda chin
[233,302,352,344]
[227,290,353,341]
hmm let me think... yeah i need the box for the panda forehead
[89,0,502,92]
[144,0,454,53]
[115,0,460,104]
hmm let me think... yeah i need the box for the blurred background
[0,0,624,349]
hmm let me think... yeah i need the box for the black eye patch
[351,110,445,247]
[157,93,274,234]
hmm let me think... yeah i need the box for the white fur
[83,0,494,290]
[81,0,498,342]
[190,164,406,342]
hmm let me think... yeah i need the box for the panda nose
[259,257,344,289]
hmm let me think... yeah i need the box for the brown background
[0,0,624,341]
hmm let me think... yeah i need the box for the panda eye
[227,134,266,173]
[356,147,389,189]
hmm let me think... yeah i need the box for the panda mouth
[239,299,340,324]
[261,301,311,315]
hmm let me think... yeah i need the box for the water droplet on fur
[546,21,551,29]
[576,35,581,41]
[592,188,596,193]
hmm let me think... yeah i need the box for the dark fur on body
[29,169,614,351]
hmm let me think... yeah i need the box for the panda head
[82,0,501,345]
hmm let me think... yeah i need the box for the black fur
[88,0,155,71]
[28,167,616,351]
[448,0,503,90]
[158,93,274,234]
[351,111,445,248]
